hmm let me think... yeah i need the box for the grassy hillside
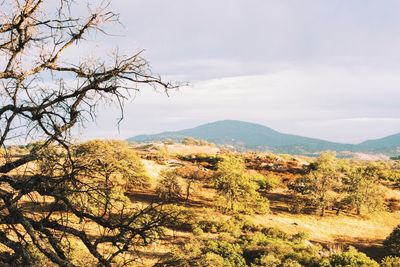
[9,140,400,266]
[128,141,400,266]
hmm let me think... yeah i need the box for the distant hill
[359,133,400,149]
[128,120,400,155]
[358,133,400,155]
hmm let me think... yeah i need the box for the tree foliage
[343,166,386,215]
[156,170,182,202]
[214,156,268,213]
[74,140,150,190]
[290,152,340,216]
[175,164,212,201]
[290,152,386,216]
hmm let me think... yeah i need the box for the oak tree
[0,0,176,265]
[214,157,268,213]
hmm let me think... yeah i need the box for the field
[127,142,400,265]
[3,140,400,266]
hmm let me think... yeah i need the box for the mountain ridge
[128,120,400,155]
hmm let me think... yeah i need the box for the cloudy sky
[80,0,400,144]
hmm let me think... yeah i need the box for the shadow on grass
[264,191,296,215]
[126,190,214,209]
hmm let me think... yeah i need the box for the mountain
[357,133,400,155]
[359,133,400,149]
[128,120,400,155]
[129,120,351,154]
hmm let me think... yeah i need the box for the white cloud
[59,1,400,143]
[82,64,400,143]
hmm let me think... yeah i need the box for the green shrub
[233,215,261,232]
[290,231,310,244]
[328,246,379,267]
[256,254,281,267]
[218,218,243,237]
[281,259,302,267]
[195,218,243,237]
[253,173,281,191]
[192,226,204,236]
[261,227,289,240]
[204,240,247,267]
[198,252,225,266]
[196,220,219,233]
[266,174,282,190]
[385,225,400,256]
[381,256,400,267]
[245,231,272,246]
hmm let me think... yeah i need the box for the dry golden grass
[251,211,400,244]
[141,154,399,247]
[139,152,400,262]
[163,143,220,156]
[6,145,398,265]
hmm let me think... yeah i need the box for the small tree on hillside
[156,170,182,202]
[214,156,268,213]
[343,166,386,215]
[73,140,150,190]
[175,165,212,201]
[35,140,152,218]
[290,152,340,216]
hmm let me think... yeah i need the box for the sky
[77,0,400,144]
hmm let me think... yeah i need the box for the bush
[261,227,289,240]
[192,226,204,236]
[257,254,281,266]
[281,259,302,267]
[244,236,322,267]
[234,215,262,232]
[289,197,307,214]
[195,218,243,237]
[290,231,310,244]
[328,246,379,267]
[381,256,400,267]
[253,173,281,191]
[198,252,225,266]
[204,240,247,267]
[196,220,219,234]
[165,222,324,267]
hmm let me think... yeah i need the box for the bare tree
[0,0,176,266]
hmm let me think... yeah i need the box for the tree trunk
[320,206,325,217]
[336,207,341,215]
[186,184,190,201]
[356,206,361,215]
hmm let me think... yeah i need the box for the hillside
[130,141,400,265]
[7,140,400,266]
[128,120,400,155]
[359,133,400,153]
